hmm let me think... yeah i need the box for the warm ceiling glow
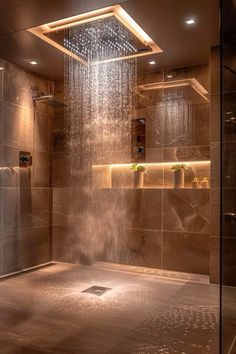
[0,67,4,70]
[149,60,157,65]
[27,5,162,65]
[166,74,173,79]
[186,19,196,25]
[30,60,38,65]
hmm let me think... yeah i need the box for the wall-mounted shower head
[32,87,65,108]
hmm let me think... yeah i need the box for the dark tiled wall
[0,59,53,275]
[52,64,211,276]
[209,47,221,283]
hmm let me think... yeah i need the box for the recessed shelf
[92,160,210,168]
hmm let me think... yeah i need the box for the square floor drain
[82,286,111,296]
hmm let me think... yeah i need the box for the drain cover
[82,286,111,296]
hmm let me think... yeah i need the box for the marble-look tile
[3,60,51,115]
[3,227,50,274]
[211,94,220,142]
[124,228,162,269]
[33,152,49,187]
[35,112,49,152]
[195,104,210,145]
[163,231,209,274]
[53,225,78,263]
[3,188,19,232]
[19,188,50,229]
[211,46,220,95]
[211,189,220,237]
[163,189,210,234]
[53,188,71,227]
[163,145,210,162]
[52,152,71,187]
[3,102,34,149]
[145,147,163,162]
[121,189,162,230]
[209,236,220,284]
[211,142,220,189]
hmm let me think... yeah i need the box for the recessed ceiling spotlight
[30,60,38,65]
[167,74,173,79]
[0,67,4,70]
[149,60,157,65]
[186,19,196,25]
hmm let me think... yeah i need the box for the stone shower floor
[0,262,219,354]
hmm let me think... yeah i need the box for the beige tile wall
[0,59,53,275]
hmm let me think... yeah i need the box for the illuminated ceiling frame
[138,78,209,102]
[27,5,162,65]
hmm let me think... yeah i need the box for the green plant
[131,163,147,173]
[170,163,188,172]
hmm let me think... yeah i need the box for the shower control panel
[19,151,32,167]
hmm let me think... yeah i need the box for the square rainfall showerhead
[27,5,162,65]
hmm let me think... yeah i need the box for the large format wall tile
[3,102,34,149]
[35,112,49,152]
[52,152,71,187]
[33,152,49,187]
[163,145,210,162]
[163,189,210,234]
[3,60,50,114]
[122,189,162,230]
[3,227,50,274]
[1,59,53,275]
[124,228,162,269]
[3,188,19,232]
[163,231,209,274]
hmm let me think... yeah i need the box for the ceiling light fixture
[27,5,163,65]
[30,60,38,65]
[166,74,173,79]
[149,60,157,65]
[0,67,4,70]
[185,19,196,25]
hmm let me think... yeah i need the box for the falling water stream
[64,17,137,264]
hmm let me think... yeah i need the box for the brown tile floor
[0,263,219,354]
